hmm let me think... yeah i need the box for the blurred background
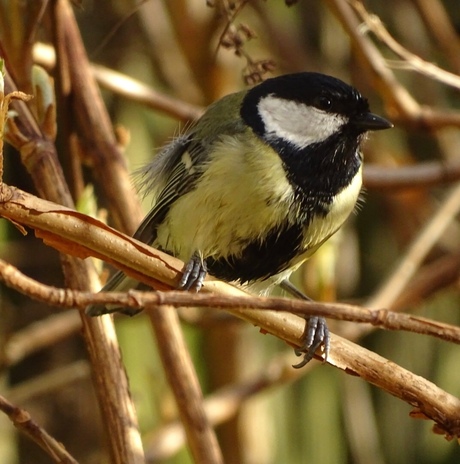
[1,0,460,463]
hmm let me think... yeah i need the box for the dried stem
[52,0,144,234]
[1,185,460,439]
[33,42,203,123]
[1,4,145,460]
[367,182,460,309]
[1,254,460,346]
[0,394,79,464]
[148,305,223,464]
[364,159,460,191]
[352,1,460,91]
[1,311,81,368]
[412,0,460,74]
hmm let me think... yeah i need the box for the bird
[87,72,392,367]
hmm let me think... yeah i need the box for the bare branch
[148,305,223,464]
[6,360,90,404]
[364,159,460,190]
[1,312,81,368]
[2,183,460,341]
[352,1,460,90]
[0,394,79,464]
[33,42,203,123]
[367,182,460,309]
[1,185,460,439]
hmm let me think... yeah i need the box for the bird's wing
[133,134,205,245]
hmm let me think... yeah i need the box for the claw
[278,280,330,368]
[179,253,207,291]
[292,316,330,369]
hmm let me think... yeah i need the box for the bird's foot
[292,316,330,369]
[179,253,207,291]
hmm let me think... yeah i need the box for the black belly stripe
[206,136,362,284]
[206,222,304,283]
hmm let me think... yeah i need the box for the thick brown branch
[2,3,145,458]
[1,184,460,439]
[2,183,460,341]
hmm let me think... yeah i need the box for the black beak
[352,112,393,131]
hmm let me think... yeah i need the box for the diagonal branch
[0,394,79,464]
[352,1,460,90]
[1,183,460,440]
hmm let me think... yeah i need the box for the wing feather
[133,134,207,245]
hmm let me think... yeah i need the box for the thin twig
[2,263,460,442]
[367,182,460,309]
[6,360,90,404]
[392,252,460,312]
[26,0,50,46]
[329,0,460,131]
[33,42,203,123]
[145,352,306,461]
[2,185,460,344]
[92,63,203,122]
[0,394,79,464]
[1,311,81,368]
[412,0,460,74]
[1,257,460,346]
[325,0,421,120]
[364,159,460,191]
[352,1,460,90]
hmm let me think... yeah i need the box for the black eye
[315,96,333,111]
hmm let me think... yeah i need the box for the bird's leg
[86,253,207,317]
[179,252,208,291]
[279,279,330,368]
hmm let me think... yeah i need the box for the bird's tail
[86,271,143,317]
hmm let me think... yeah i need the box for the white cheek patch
[257,95,347,148]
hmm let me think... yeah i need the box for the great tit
[87,72,392,366]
